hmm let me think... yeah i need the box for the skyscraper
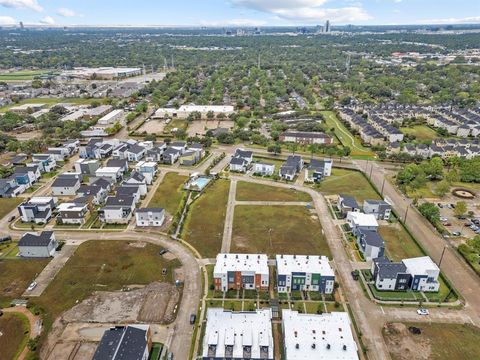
[325,20,331,33]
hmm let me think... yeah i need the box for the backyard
[379,222,424,261]
[148,172,188,215]
[383,322,480,360]
[32,240,181,323]
[236,181,311,202]
[231,205,331,257]
[0,312,30,360]
[182,179,230,258]
[318,168,381,202]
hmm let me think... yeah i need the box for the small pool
[187,176,211,191]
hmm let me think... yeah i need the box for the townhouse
[253,162,275,176]
[304,158,332,183]
[279,131,333,145]
[276,255,335,294]
[57,201,89,225]
[363,199,392,220]
[229,149,253,173]
[280,155,303,181]
[123,171,148,196]
[134,161,157,185]
[18,197,58,224]
[135,208,165,227]
[213,253,269,292]
[51,174,81,196]
[18,231,58,258]
[99,195,136,224]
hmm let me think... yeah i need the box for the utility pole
[403,205,409,224]
[258,53,261,70]
[438,245,447,268]
[171,54,174,69]
[381,178,386,196]
[369,164,373,180]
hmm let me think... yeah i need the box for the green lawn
[148,173,188,215]
[379,223,424,261]
[400,125,438,141]
[236,181,312,202]
[32,240,181,323]
[0,97,106,113]
[0,258,50,307]
[321,111,375,158]
[318,168,381,202]
[0,70,52,81]
[182,179,230,258]
[384,323,480,360]
[0,312,31,360]
[164,119,188,133]
[231,205,331,257]
[0,198,22,221]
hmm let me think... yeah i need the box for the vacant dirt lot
[187,119,234,136]
[63,281,180,324]
[137,119,166,134]
[47,341,97,360]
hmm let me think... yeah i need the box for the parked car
[167,352,173,360]
[8,215,15,222]
[452,231,461,236]
[437,203,443,208]
[440,217,448,222]
[27,281,37,291]
[162,268,167,275]
[443,222,452,226]
[190,314,196,325]
[351,270,359,281]
[159,249,168,255]
[417,308,429,316]
[0,235,11,242]
[450,203,456,209]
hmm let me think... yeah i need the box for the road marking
[380,306,385,315]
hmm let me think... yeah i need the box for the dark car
[190,314,196,325]
[8,215,15,222]
[159,249,168,255]
[0,235,11,242]
[351,270,359,281]
[437,203,443,208]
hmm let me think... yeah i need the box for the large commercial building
[276,255,335,294]
[63,67,143,80]
[202,308,274,360]
[282,310,358,360]
[153,105,235,119]
[279,131,333,145]
[213,253,269,292]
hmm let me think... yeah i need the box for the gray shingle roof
[18,231,54,247]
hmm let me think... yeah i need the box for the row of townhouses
[394,138,480,159]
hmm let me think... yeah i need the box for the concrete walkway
[221,179,237,253]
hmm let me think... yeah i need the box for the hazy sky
[0,0,479,27]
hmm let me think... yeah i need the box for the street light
[381,178,386,196]
[438,245,448,268]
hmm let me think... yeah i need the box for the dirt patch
[187,120,234,136]
[137,119,166,134]
[383,322,432,360]
[232,235,249,249]
[129,241,147,248]
[62,282,180,325]
[47,341,97,360]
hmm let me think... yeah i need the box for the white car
[27,281,37,291]
[416,308,429,316]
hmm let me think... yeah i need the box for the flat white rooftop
[282,310,358,360]
[203,308,273,359]
[276,255,334,276]
[347,212,379,227]
[214,253,269,275]
[24,196,56,204]
[98,109,123,123]
[95,167,121,174]
[402,256,439,276]
[57,202,86,212]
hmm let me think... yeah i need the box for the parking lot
[436,201,480,238]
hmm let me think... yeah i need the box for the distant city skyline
[0,0,479,27]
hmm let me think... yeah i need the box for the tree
[267,143,282,155]
[307,143,319,159]
[454,201,468,218]
[287,142,298,155]
[434,180,450,198]
[424,157,444,179]
[418,202,440,224]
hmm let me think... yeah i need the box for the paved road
[221,179,237,253]
[235,201,309,206]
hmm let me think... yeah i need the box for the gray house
[279,155,303,181]
[18,231,58,258]
[338,194,360,217]
[363,199,392,220]
[135,208,165,227]
[356,229,385,261]
[51,175,81,196]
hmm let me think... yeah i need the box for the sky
[0,0,479,27]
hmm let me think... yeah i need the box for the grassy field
[32,240,181,322]
[148,173,188,215]
[400,125,438,141]
[0,198,23,221]
[236,181,312,202]
[182,179,230,258]
[321,111,375,158]
[379,223,424,261]
[0,258,50,307]
[0,70,52,81]
[318,168,381,202]
[164,119,188,133]
[384,323,480,360]
[0,312,30,360]
[231,205,331,257]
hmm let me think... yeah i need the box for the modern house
[162,147,182,164]
[74,159,100,176]
[95,167,123,183]
[134,161,157,185]
[202,308,273,360]
[18,197,58,224]
[276,255,335,294]
[253,162,275,176]
[18,231,58,258]
[180,150,201,166]
[106,159,129,175]
[279,155,303,181]
[338,195,360,217]
[117,185,141,204]
[135,208,165,227]
[51,175,81,196]
[57,201,89,225]
[304,159,333,183]
[76,184,108,205]
[123,171,148,196]
[213,253,269,292]
[363,199,392,220]
[282,310,358,360]
[13,166,41,187]
[126,144,146,162]
[356,229,385,261]
[372,256,440,292]
[99,196,136,224]
[346,212,379,235]
[230,149,253,173]
[31,154,57,173]
[0,178,26,198]
[93,325,152,360]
